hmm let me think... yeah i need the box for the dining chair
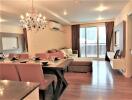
[0,64,2,80]
[16,63,55,100]
[18,53,29,59]
[8,53,19,59]
[16,63,45,87]
[0,63,20,81]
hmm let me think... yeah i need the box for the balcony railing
[80,43,106,58]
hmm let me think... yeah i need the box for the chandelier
[20,0,47,30]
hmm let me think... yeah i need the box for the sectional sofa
[35,48,92,73]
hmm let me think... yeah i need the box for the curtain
[72,24,80,57]
[105,21,114,61]
[23,28,28,51]
[105,21,114,51]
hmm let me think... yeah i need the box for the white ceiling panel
[0,0,130,25]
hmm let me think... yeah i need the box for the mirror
[114,21,126,57]
[2,37,18,50]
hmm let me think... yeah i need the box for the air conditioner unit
[48,21,62,31]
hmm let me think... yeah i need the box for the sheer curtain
[72,25,80,57]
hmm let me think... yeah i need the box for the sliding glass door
[86,27,97,57]
[80,28,86,57]
[80,25,106,58]
[98,26,106,58]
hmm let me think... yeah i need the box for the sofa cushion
[60,48,78,58]
[48,51,64,59]
[60,49,67,57]
[35,53,49,59]
[66,48,73,55]
[47,49,58,53]
[36,51,65,60]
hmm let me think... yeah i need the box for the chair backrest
[0,64,2,80]
[18,53,29,59]
[0,63,20,81]
[8,53,19,59]
[16,63,45,87]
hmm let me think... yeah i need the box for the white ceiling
[0,0,130,25]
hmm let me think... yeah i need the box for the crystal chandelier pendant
[20,0,47,31]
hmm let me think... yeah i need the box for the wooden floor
[60,61,132,100]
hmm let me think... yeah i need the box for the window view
[98,26,106,58]
[80,25,106,58]
[86,27,97,57]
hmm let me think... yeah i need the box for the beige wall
[0,23,24,53]
[27,26,67,55]
[63,25,72,48]
[115,1,132,77]
[0,23,70,55]
[0,23,22,34]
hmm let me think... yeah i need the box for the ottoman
[68,58,92,73]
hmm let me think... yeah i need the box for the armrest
[72,50,78,54]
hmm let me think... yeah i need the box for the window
[80,25,106,58]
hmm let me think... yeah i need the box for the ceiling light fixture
[95,4,108,12]
[20,0,47,31]
[97,16,103,20]
[74,0,80,4]
[0,17,7,23]
[63,10,68,16]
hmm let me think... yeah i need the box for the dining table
[0,58,73,100]
[0,80,39,100]
[42,59,73,100]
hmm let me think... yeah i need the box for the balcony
[80,43,106,58]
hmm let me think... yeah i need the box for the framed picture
[114,30,120,47]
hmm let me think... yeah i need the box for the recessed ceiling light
[74,0,80,4]
[63,10,68,16]
[97,16,103,20]
[95,4,108,12]
[0,17,7,23]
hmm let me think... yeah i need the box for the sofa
[60,48,78,58]
[35,49,92,73]
[35,50,65,60]
[35,48,78,60]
